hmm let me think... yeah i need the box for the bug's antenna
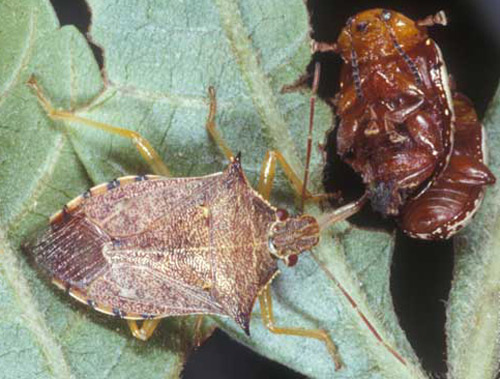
[301,61,321,211]
[309,250,407,366]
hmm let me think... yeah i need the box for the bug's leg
[205,86,234,161]
[204,86,335,203]
[27,76,170,176]
[257,150,336,202]
[127,319,162,341]
[259,285,342,370]
[193,315,205,347]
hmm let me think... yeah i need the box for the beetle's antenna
[309,250,407,366]
[350,47,364,100]
[300,61,321,211]
[345,21,364,100]
[381,15,423,87]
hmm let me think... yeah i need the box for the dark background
[49,0,499,378]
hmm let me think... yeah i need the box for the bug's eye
[356,21,368,32]
[286,254,298,267]
[381,10,391,21]
[276,208,289,221]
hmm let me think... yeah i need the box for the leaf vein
[6,134,66,232]
[101,339,127,379]
[0,9,37,104]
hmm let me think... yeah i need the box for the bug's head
[268,210,320,267]
[336,9,427,63]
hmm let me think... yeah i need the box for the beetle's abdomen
[400,93,495,239]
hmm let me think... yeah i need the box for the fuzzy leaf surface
[0,0,430,378]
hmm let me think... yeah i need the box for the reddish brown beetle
[311,9,495,239]
[25,77,404,370]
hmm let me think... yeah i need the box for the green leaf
[446,83,500,379]
[0,0,435,377]
[0,2,213,378]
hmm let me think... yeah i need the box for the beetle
[310,9,495,239]
[25,76,400,371]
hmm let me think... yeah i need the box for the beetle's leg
[416,11,447,27]
[205,86,234,161]
[385,96,425,125]
[127,319,162,341]
[257,150,336,202]
[259,285,342,370]
[377,71,427,125]
[384,94,426,145]
[27,76,170,176]
[311,40,340,54]
[379,73,426,143]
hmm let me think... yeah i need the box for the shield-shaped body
[30,160,280,332]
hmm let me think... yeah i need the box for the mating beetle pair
[310,9,495,239]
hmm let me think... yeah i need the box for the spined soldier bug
[25,76,413,370]
[306,9,495,239]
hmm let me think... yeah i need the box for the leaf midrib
[213,0,304,178]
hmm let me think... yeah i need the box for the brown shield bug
[25,77,412,370]
[306,9,495,239]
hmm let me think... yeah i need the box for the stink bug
[25,77,413,371]
[308,9,495,239]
